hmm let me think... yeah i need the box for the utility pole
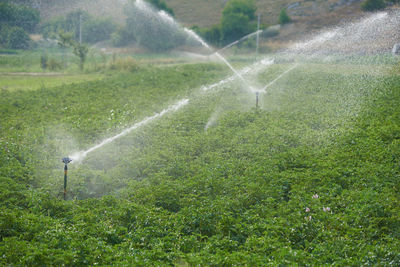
[256,13,260,60]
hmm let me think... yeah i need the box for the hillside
[17,0,368,40]
[165,0,365,28]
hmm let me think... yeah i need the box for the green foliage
[41,17,66,39]
[279,8,291,24]
[362,0,386,11]
[261,27,279,38]
[65,10,90,41]
[221,0,257,44]
[40,54,47,69]
[146,0,174,16]
[47,58,62,70]
[0,2,38,49]
[73,43,89,71]
[58,31,89,70]
[0,2,40,33]
[82,18,116,44]
[107,57,139,72]
[97,0,176,49]
[222,0,257,21]
[41,10,116,44]
[111,27,135,47]
[123,1,185,51]
[57,31,74,48]
[192,25,221,46]
[3,26,31,49]
[1,57,400,264]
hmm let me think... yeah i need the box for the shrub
[124,2,185,51]
[5,27,30,49]
[41,10,117,44]
[111,27,135,47]
[47,58,62,70]
[0,3,40,33]
[82,18,116,44]
[40,54,48,69]
[107,57,139,72]
[261,28,279,38]
[146,0,174,16]
[362,0,386,11]
[193,25,222,46]
[279,9,291,24]
[221,0,257,44]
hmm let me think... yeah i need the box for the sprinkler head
[62,157,72,164]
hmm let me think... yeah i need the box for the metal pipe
[64,164,68,200]
[256,92,259,108]
[62,157,72,200]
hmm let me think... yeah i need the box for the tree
[58,32,89,71]
[122,1,184,51]
[65,10,90,42]
[58,31,74,48]
[73,43,89,71]
[82,18,116,44]
[41,11,116,44]
[5,26,31,49]
[0,2,38,49]
[362,0,386,11]
[145,0,174,16]
[221,0,257,44]
[194,25,222,46]
[278,9,291,25]
[0,2,40,33]
[222,0,256,20]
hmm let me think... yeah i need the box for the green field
[1,49,400,265]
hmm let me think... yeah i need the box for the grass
[0,73,105,92]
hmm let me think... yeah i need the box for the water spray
[69,99,189,163]
[214,30,263,54]
[261,64,299,93]
[62,157,72,200]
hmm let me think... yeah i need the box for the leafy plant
[279,9,291,25]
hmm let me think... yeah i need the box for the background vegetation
[0,2,39,49]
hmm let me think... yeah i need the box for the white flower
[304,216,312,221]
[312,194,319,199]
[323,207,331,212]
[305,207,310,213]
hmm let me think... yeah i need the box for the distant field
[0,74,105,92]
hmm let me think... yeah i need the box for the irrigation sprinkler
[256,92,259,108]
[62,157,72,200]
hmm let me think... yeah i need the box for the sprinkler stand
[62,157,72,200]
[256,92,259,108]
